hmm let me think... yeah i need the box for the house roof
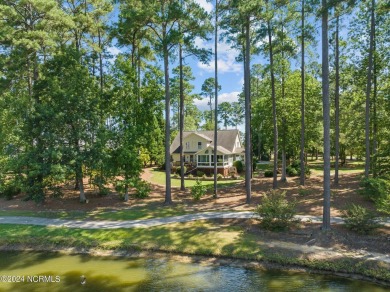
[170,129,240,154]
[195,145,231,155]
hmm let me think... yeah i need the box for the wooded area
[0,0,389,230]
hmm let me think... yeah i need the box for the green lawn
[307,160,364,175]
[149,169,242,188]
[0,204,192,221]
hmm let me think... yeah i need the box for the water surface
[0,251,388,291]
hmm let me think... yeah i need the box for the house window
[185,142,190,150]
[198,155,209,162]
[198,141,202,149]
[211,155,223,163]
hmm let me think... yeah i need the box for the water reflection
[0,251,388,292]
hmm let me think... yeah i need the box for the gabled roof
[195,145,232,155]
[170,129,240,154]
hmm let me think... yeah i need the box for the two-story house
[170,129,244,176]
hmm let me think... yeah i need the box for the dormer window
[198,142,202,149]
[185,142,190,150]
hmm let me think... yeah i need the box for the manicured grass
[150,169,242,188]
[307,160,364,175]
[0,205,194,221]
[1,222,389,282]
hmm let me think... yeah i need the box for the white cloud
[195,32,242,74]
[194,0,213,13]
[219,91,240,103]
[107,46,121,57]
[194,91,240,110]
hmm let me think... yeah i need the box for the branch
[146,23,163,43]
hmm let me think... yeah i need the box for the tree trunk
[244,17,251,203]
[372,17,377,177]
[300,0,305,186]
[179,38,185,191]
[213,0,219,198]
[322,0,331,230]
[124,173,129,202]
[334,11,340,186]
[268,19,278,189]
[163,28,172,205]
[365,0,375,178]
[77,163,86,203]
[280,19,287,184]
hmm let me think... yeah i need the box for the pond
[0,251,388,291]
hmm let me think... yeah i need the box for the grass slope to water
[1,222,389,284]
[0,204,195,221]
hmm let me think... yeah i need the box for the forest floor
[1,163,390,260]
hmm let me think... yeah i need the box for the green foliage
[217,173,224,181]
[0,180,22,200]
[49,186,64,199]
[286,160,310,177]
[264,170,274,177]
[343,204,381,234]
[191,179,207,201]
[286,166,298,176]
[359,177,390,202]
[254,190,298,230]
[196,170,205,177]
[134,180,151,199]
[176,166,187,175]
[233,160,243,173]
[298,188,311,197]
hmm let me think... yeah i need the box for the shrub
[264,170,274,177]
[254,190,298,230]
[191,179,207,201]
[134,180,151,199]
[261,153,270,161]
[298,188,310,197]
[233,160,243,173]
[0,182,22,200]
[377,195,390,215]
[286,165,298,176]
[188,174,194,179]
[217,174,224,181]
[134,180,152,199]
[196,170,205,177]
[343,204,381,234]
[49,186,64,198]
[175,166,187,175]
[359,177,390,202]
[286,160,310,177]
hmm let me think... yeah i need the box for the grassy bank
[1,221,389,285]
[0,204,196,221]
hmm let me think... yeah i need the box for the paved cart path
[1,212,390,265]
